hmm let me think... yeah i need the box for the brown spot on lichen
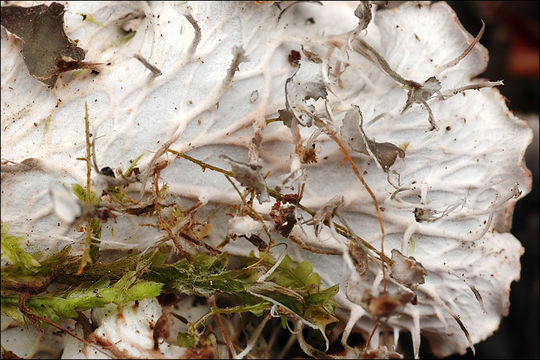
[184,344,215,359]
[299,143,318,164]
[153,311,170,350]
[288,49,301,66]
[367,294,401,317]
[349,242,367,276]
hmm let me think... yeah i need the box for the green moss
[409,236,416,255]
[77,13,104,27]
[1,223,41,270]
[1,127,340,351]
[71,183,100,205]
[1,272,162,325]
[177,332,199,348]
[43,114,53,133]
[125,153,144,177]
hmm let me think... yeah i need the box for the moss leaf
[1,223,41,271]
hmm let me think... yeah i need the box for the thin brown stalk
[363,319,380,352]
[319,121,387,291]
[224,175,275,250]
[171,149,391,265]
[435,20,485,75]
[153,172,191,260]
[209,296,236,358]
[76,102,95,275]
[288,234,342,255]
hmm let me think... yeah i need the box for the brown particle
[153,312,171,350]
[184,344,215,359]
[288,49,301,66]
[299,144,317,164]
[154,160,168,172]
[157,293,179,307]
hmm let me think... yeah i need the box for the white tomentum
[0,1,533,359]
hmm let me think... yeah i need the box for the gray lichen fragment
[1,2,87,87]
[348,241,368,276]
[402,76,442,130]
[300,45,322,64]
[403,76,442,110]
[220,155,270,203]
[389,249,426,290]
[354,1,372,31]
[340,106,405,171]
[282,60,328,127]
[313,195,344,228]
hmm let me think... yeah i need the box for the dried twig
[317,119,388,291]
[209,296,236,358]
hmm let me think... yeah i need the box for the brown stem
[364,319,380,352]
[319,121,387,292]
[209,296,236,358]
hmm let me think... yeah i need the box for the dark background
[435,2,539,359]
